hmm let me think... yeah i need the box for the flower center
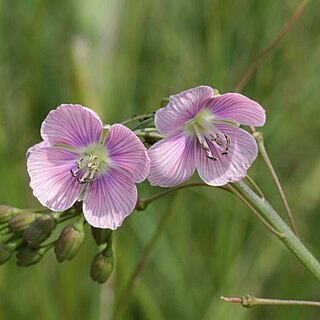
[70,143,109,184]
[184,109,234,161]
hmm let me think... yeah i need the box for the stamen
[206,155,217,161]
[201,143,210,151]
[192,124,217,161]
[70,169,77,177]
[222,134,231,155]
[71,152,104,184]
[210,133,223,147]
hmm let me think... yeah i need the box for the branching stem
[227,183,283,239]
[253,132,299,236]
[221,295,320,308]
[120,113,155,126]
[232,181,320,282]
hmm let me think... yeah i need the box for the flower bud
[90,249,114,284]
[9,212,38,233]
[0,232,14,244]
[54,224,84,263]
[91,227,112,246]
[24,214,57,247]
[0,227,11,235]
[16,246,46,267]
[0,206,21,224]
[0,244,13,264]
[0,205,12,224]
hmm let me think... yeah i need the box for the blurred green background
[1,0,320,319]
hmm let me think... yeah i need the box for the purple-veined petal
[83,168,137,229]
[27,145,83,211]
[147,130,196,187]
[41,104,103,148]
[205,93,266,127]
[156,86,214,135]
[196,124,258,186]
[105,124,150,183]
[26,140,51,159]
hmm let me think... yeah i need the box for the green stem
[227,184,283,239]
[134,128,159,133]
[221,295,320,308]
[57,210,82,224]
[136,182,228,210]
[245,175,265,200]
[232,180,320,282]
[134,131,164,140]
[253,131,299,237]
[120,113,155,126]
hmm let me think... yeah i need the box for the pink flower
[148,86,265,187]
[27,105,150,229]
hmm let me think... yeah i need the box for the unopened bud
[0,206,21,224]
[16,246,46,267]
[54,224,84,263]
[0,205,12,224]
[91,227,112,246]
[0,227,11,235]
[24,214,57,247]
[90,249,114,284]
[0,232,14,244]
[0,244,13,264]
[9,212,38,233]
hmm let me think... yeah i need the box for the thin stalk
[132,119,154,131]
[57,209,82,224]
[227,184,283,239]
[113,199,177,319]
[234,0,310,92]
[253,131,299,236]
[21,208,48,213]
[233,0,309,237]
[136,182,228,210]
[232,180,320,282]
[120,113,155,126]
[221,295,320,308]
[134,131,164,140]
[134,128,159,133]
[245,175,265,200]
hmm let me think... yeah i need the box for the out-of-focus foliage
[0,0,320,319]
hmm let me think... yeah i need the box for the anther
[206,155,217,161]
[210,134,223,147]
[70,169,77,177]
[222,134,231,155]
[201,142,210,151]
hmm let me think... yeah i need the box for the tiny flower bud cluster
[0,204,115,284]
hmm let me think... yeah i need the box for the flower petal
[196,124,258,186]
[41,104,103,148]
[205,93,266,126]
[155,86,214,135]
[147,130,196,187]
[105,124,150,183]
[83,168,137,229]
[27,145,83,211]
[26,141,51,159]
